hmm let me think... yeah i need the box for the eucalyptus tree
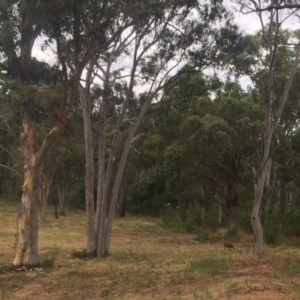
[78,0,239,256]
[0,1,71,266]
[234,1,300,254]
[0,0,146,266]
[211,91,262,229]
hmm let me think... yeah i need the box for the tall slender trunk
[56,184,66,215]
[103,98,153,253]
[95,97,107,256]
[13,85,74,265]
[13,122,41,266]
[252,150,270,255]
[80,84,97,255]
[227,179,238,230]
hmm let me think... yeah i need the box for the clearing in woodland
[0,199,300,300]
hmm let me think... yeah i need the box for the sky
[31,3,300,90]
[229,4,300,89]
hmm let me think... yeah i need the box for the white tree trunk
[80,78,97,255]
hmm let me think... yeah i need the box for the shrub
[128,176,167,216]
[264,212,281,245]
[161,205,184,231]
[239,207,253,233]
[282,211,300,237]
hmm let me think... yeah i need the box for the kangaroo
[223,241,235,250]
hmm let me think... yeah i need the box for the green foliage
[160,206,184,231]
[71,249,98,260]
[40,257,55,269]
[185,204,203,233]
[66,186,85,210]
[264,213,281,245]
[187,258,230,276]
[282,211,300,238]
[238,204,253,234]
[128,176,167,216]
[263,210,300,245]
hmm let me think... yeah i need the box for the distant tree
[234,0,300,254]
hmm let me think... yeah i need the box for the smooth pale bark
[13,89,74,266]
[80,71,97,255]
[252,51,300,254]
[234,0,300,256]
[95,104,107,256]
[103,97,155,253]
[55,184,66,215]
[251,125,272,254]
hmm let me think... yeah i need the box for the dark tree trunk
[228,203,237,229]
[227,173,239,230]
[279,180,288,215]
[53,192,59,219]
[118,182,128,218]
[176,190,187,224]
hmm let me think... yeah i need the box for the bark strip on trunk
[13,122,40,266]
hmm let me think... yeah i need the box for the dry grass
[1,198,300,300]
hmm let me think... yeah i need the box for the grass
[1,198,300,299]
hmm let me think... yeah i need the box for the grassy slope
[0,198,300,300]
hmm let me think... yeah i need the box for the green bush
[264,212,281,245]
[40,257,55,268]
[161,205,184,231]
[185,204,203,233]
[128,176,167,216]
[239,207,253,233]
[185,204,220,233]
[65,185,85,209]
[282,211,300,237]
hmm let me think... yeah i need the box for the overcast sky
[31,4,300,90]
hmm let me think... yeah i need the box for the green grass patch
[187,257,232,276]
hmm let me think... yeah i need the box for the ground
[0,199,300,299]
